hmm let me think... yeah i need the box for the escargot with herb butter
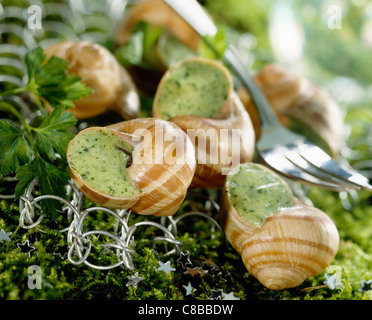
[67,118,196,217]
[219,162,339,290]
[153,57,255,188]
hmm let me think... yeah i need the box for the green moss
[1,183,372,300]
[2,111,372,300]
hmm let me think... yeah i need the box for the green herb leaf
[24,47,93,109]
[200,26,228,60]
[24,46,45,81]
[35,55,69,87]
[115,21,163,69]
[35,105,76,161]
[2,46,92,220]
[38,74,93,109]
[0,120,32,176]
[115,31,145,67]
[142,22,164,54]
[15,155,70,219]
[36,130,74,162]
[14,158,38,199]
[37,104,77,131]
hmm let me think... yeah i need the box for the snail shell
[153,57,255,188]
[44,40,140,120]
[67,118,196,217]
[114,0,201,51]
[219,162,339,290]
[114,0,201,94]
[238,63,344,157]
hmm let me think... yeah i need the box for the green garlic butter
[157,59,230,120]
[68,129,140,197]
[227,163,294,226]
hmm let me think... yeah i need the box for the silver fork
[164,0,372,192]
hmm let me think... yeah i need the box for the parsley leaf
[116,30,145,67]
[24,47,93,109]
[38,73,93,109]
[15,155,70,220]
[200,26,229,60]
[0,120,32,176]
[0,46,93,220]
[35,105,77,161]
[115,21,164,69]
[24,45,45,82]
[14,158,38,200]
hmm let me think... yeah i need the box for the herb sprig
[0,47,92,220]
[114,21,228,69]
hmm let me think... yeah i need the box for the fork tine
[284,147,362,191]
[258,149,350,192]
[298,142,372,191]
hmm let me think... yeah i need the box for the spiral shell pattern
[45,40,140,120]
[68,118,196,217]
[219,163,339,290]
[240,205,339,290]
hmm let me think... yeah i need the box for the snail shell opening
[220,162,339,290]
[67,118,196,217]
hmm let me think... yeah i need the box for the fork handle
[223,46,281,128]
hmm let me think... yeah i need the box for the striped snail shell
[44,40,140,120]
[238,63,344,157]
[114,0,201,51]
[219,162,339,290]
[153,57,255,188]
[67,118,196,217]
